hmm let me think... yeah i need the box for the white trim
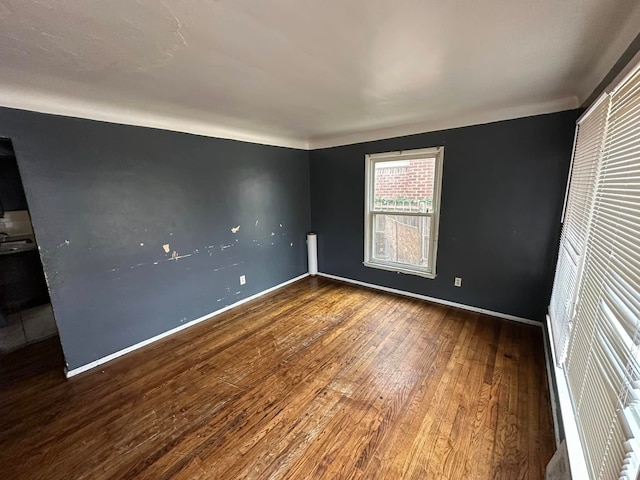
[317,272,541,326]
[542,317,562,447]
[367,147,442,161]
[560,126,579,223]
[544,315,590,480]
[308,97,579,150]
[363,261,436,279]
[0,86,578,151]
[64,273,309,378]
[577,91,609,125]
[0,86,309,150]
[431,148,444,274]
[364,147,443,279]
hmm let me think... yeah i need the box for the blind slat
[552,63,640,480]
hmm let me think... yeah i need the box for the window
[549,95,608,365]
[364,147,444,278]
[549,61,640,479]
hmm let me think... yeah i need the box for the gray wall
[1,105,578,371]
[310,110,580,321]
[0,107,310,370]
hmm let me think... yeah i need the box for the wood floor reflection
[0,277,554,479]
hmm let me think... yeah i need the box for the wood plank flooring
[0,277,555,479]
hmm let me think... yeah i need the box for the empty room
[1,1,640,479]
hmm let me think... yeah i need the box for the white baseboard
[542,317,562,448]
[317,272,542,326]
[544,314,589,479]
[65,273,310,378]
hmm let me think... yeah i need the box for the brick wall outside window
[374,158,435,201]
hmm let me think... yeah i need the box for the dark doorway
[0,139,57,353]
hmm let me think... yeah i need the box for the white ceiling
[0,0,639,149]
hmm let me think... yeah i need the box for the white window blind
[550,62,640,480]
[549,96,608,364]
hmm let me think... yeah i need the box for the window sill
[363,261,436,279]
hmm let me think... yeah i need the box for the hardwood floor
[0,277,555,479]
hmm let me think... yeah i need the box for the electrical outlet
[454,277,462,287]
[240,275,246,285]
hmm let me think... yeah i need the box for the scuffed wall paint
[0,106,310,370]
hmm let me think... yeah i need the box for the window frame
[363,146,444,279]
[548,57,640,479]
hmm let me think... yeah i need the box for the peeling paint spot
[212,262,241,272]
[140,243,145,247]
[271,232,275,236]
[170,233,174,236]
[255,220,259,226]
[163,244,171,253]
[57,240,70,248]
[170,251,192,261]
[280,224,283,227]
[290,242,294,246]
[231,226,240,233]
[153,262,159,265]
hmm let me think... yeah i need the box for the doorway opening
[0,138,58,353]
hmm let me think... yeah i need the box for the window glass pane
[374,157,435,213]
[373,214,431,268]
